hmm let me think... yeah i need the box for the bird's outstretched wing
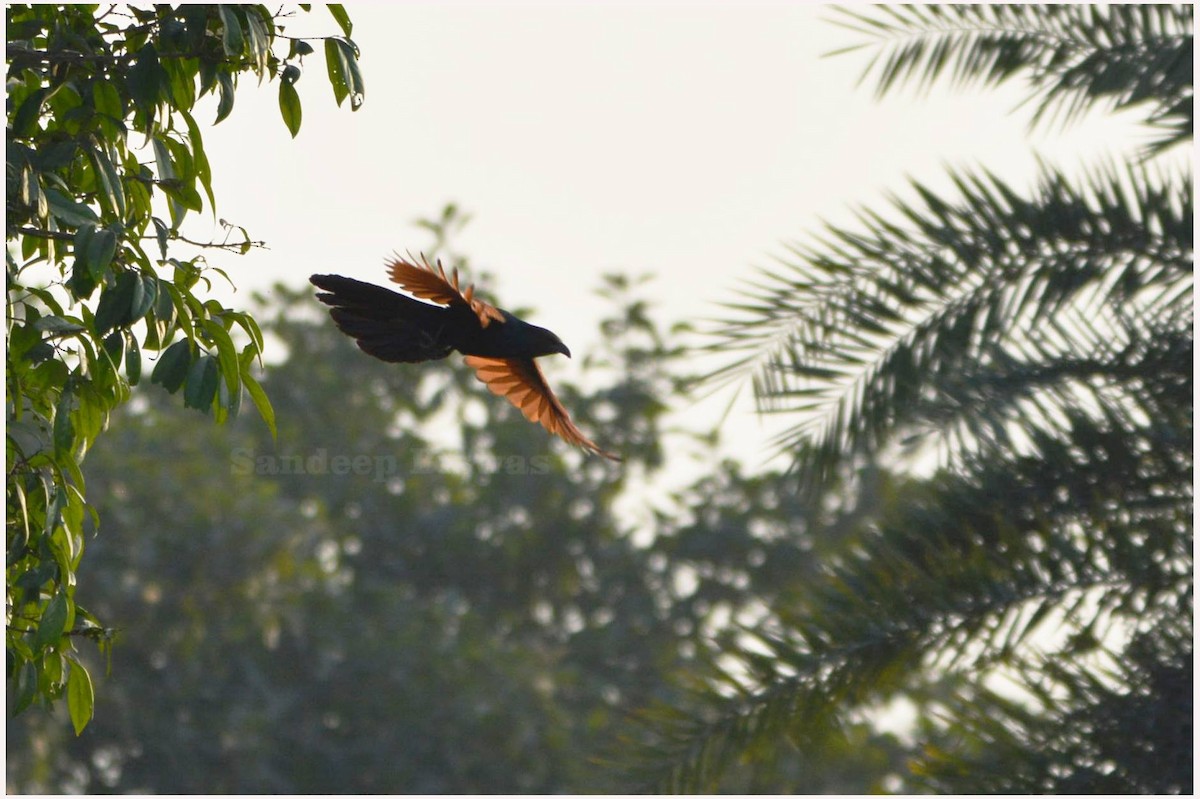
[463,355,621,461]
[386,254,505,328]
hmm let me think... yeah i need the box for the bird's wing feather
[386,255,505,328]
[463,356,620,460]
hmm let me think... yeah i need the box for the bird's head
[529,323,571,358]
[497,311,572,358]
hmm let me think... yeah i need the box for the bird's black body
[309,260,617,460]
[309,274,570,363]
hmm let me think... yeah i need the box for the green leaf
[328,4,353,36]
[32,316,86,335]
[71,381,108,446]
[180,109,215,211]
[184,354,220,410]
[151,136,176,181]
[127,42,164,119]
[217,5,244,57]
[71,224,98,294]
[12,87,50,138]
[182,4,210,52]
[92,79,123,120]
[215,70,236,124]
[151,339,193,393]
[45,188,100,227]
[87,146,126,219]
[33,139,79,172]
[241,366,276,439]
[12,662,39,715]
[91,79,125,139]
[162,55,197,111]
[125,332,142,385]
[34,592,70,651]
[338,39,365,110]
[131,274,158,322]
[244,6,272,76]
[152,217,170,260]
[86,226,118,283]
[201,319,241,399]
[94,271,137,335]
[278,79,302,137]
[44,486,66,536]
[324,39,349,107]
[322,37,364,110]
[20,164,47,219]
[53,387,75,457]
[67,661,94,735]
[103,330,125,369]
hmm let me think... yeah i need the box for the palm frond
[911,628,1192,793]
[627,403,1191,790]
[707,163,1191,493]
[828,4,1194,153]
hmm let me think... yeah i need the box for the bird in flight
[310,255,620,461]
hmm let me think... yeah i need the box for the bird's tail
[309,274,454,363]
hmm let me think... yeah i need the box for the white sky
[186,2,1160,474]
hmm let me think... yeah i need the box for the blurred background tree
[5,209,901,792]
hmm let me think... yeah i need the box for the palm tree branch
[828,4,1193,152]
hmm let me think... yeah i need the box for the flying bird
[310,256,620,460]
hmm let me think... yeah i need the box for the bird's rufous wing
[386,254,505,328]
[463,355,620,461]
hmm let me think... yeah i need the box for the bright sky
[186,2,1157,474]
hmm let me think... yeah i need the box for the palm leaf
[707,163,1191,494]
[827,4,1194,154]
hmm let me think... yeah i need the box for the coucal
[310,255,620,460]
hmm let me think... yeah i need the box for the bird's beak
[559,343,572,358]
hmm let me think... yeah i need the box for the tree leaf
[150,339,193,393]
[215,70,235,124]
[184,354,220,410]
[87,146,126,218]
[53,387,75,458]
[127,42,164,121]
[339,39,365,110]
[131,274,158,322]
[12,662,39,716]
[152,217,170,260]
[91,75,125,140]
[324,38,349,107]
[217,5,244,58]
[86,226,117,282]
[32,316,86,335]
[243,6,272,77]
[11,87,50,138]
[67,661,95,735]
[34,592,70,652]
[241,366,276,439]
[278,79,302,137]
[201,319,241,400]
[44,188,99,227]
[125,331,142,385]
[327,4,353,36]
[180,109,215,212]
[93,271,137,335]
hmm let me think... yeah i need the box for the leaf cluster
[6,4,363,732]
